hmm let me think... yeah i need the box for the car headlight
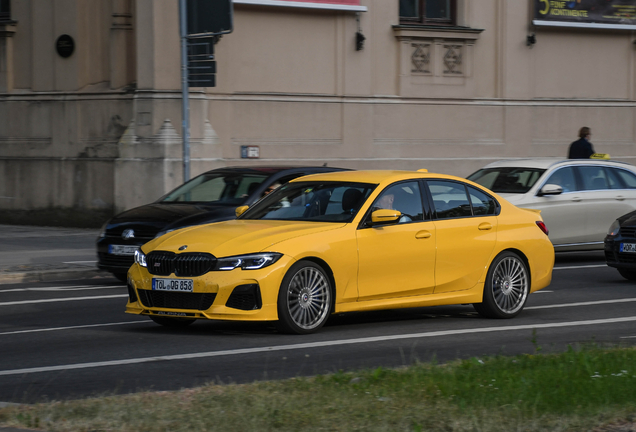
[134,249,147,267]
[216,253,282,271]
[608,219,620,236]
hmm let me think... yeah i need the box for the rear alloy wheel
[474,252,529,319]
[618,269,636,281]
[150,315,196,328]
[277,261,332,334]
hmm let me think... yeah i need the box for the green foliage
[0,344,635,432]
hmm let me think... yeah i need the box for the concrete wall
[1,0,636,226]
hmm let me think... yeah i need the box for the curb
[0,268,109,285]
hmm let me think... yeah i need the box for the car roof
[289,169,461,184]
[199,166,349,176]
[477,158,635,170]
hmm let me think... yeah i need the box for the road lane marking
[553,264,607,270]
[0,285,124,293]
[0,294,128,306]
[0,321,145,336]
[63,261,97,264]
[1,316,635,377]
[620,336,636,339]
[527,298,636,310]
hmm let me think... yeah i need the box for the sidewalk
[0,224,109,284]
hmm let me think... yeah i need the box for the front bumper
[604,235,636,270]
[125,255,293,322]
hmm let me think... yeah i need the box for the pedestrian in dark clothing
[568,127,594,159]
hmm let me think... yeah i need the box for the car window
[428,180,472,219]
[161,173,269,204]
[241,181,376,223]
[605,168,624,190]
[369,181,424,223]
[468,186,498,216]
[578,166,609,191]
[544,167,577,192]
[613,168,636,189]
[467,168,545,194]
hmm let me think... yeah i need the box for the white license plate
[152,278,194,292]
[109,244,139,256]
[620,243,636,253]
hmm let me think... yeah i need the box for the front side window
[369,181,424,223]
[428,180,472,219]
[241,181,376,223]
[399,0,455,26]
[544,167,577,193]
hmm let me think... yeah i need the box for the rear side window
[613,168,636,189]
[578,166,610,191]
[428,180,472,219]
[468,186,498,216]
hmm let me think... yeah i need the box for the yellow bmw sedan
[126,170,554,334]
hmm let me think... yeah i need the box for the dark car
[605,210,636,281]
[97,166,349,281]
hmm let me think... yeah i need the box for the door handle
[478,222,492,231]
[616,195,625,201]
[571,197,581,202]
[415,230,431,239]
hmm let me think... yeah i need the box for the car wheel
[113,272,128,283]
[618,269,636,281]
[150,316,196,327]
[473,251,529,319]
[276,261,332,334]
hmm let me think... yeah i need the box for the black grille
[98,252,134,268]
[226,284,262,311]
[105,226,159,241]
[146,251,216,277]
[127,283,138,303]
[621,227,636,239]
[605,250,616,263]
[617,253,636,264]
[137,290,216,310]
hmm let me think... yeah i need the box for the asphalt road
[1,251,635,404]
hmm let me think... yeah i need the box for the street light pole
[179,0,191,183]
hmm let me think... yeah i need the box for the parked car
[97,166,348,281]
[467,158,636,251]
[604,210,636,280]
[126,169,554,334]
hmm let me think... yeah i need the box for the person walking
[568,127,595,159]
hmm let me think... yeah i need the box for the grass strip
[1,344,635,432]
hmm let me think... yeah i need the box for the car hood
[110,202,235,226]
[145,219,347,257]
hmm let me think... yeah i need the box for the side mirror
[235,205,249,217]
[370,209,401,225]
[538,184,563,196]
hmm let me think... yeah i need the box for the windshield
[467,168,545,194]
[160,172,269,205]
[241,181,376,223]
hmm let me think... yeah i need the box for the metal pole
[179,0,190,182]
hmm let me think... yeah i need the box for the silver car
[468,158,636,251]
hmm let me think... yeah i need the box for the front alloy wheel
[277,261,332,334]
[474,251,529,319]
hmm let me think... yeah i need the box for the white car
[467,158,636,251]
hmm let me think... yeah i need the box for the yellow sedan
[126,170,554,334]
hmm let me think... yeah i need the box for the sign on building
[533,0,636,30]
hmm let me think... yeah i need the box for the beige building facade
[1,0,636,226]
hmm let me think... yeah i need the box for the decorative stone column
[0,21,16,93]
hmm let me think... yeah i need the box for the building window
[399,0,455,26]
[0,0,10,21]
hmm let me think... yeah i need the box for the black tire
[113,272,128,283]
[150,315,196,328]
[618,269,636,281]
[276,261,333,335]
[473,251,529,319]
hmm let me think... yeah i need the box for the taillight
[536,221,549,235]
